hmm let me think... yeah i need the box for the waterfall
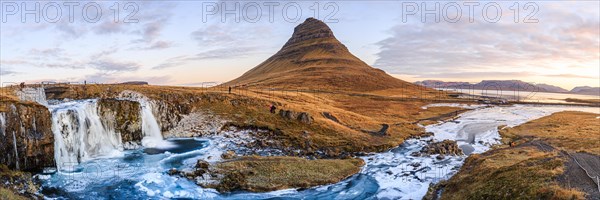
[140,100,168,147]
[118,90,171,148]
[50,100,123,171]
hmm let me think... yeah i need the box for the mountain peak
[225,18,416,92]
[283,18,335,47]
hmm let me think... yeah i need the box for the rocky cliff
[0,102,54,171]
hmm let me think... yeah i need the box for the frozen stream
[40,103,600,199]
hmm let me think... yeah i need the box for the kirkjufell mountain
[226,18,416,92]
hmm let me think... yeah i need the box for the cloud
[0,59,31,66]
[191,23,274,46]
[29,48,65,57]
[543,74,598,79]
[93,20,126,35]
[0,68,17,76]
[153,46,262,70]
[373,3,600,80]
[145,41,173,50]
[2,48,122,70]
[153,55,187,70]
[159,21,277,70]
[44,63,85,69]
[128,2,177,50]
[89,60,141,72]
[413,71,534,79]
[78,72,171,84]
[156,23,271,69]
[192,46,259,60]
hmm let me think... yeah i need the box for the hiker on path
[270,104,277,113]
[229,86,232,94]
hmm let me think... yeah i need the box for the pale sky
[1,1,598,90]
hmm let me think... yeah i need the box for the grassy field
[209,156,364,192]
[437,146,583,200]
[500,111,600,154]
[434,111,600,200]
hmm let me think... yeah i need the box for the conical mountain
[227,18,414,92]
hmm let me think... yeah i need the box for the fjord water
[41,100,600,199]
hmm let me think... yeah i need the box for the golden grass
[437,111,600,200]
[0,188,28,200]
[440,146,585,200]
[212,156,364,192]
[500,111,600,155]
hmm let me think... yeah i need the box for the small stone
[195,160,210,169]
[410,162,421,168]
[167,168,180,176]
[436,155,445,160]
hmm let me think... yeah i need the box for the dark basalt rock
[0,102,54,171]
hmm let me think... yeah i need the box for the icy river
[39,101,600,199]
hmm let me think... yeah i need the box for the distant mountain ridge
[570,86,600,96]
[225,18,419,92]
[416,80,599,96]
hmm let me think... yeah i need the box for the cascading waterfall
[140,100,168,147]
[50,100,123,171]
[118,90,171,148]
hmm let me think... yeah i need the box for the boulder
[421,140,464,156]
[277,110,313,124]
[297,112,313,124]
[278,110,297,120]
